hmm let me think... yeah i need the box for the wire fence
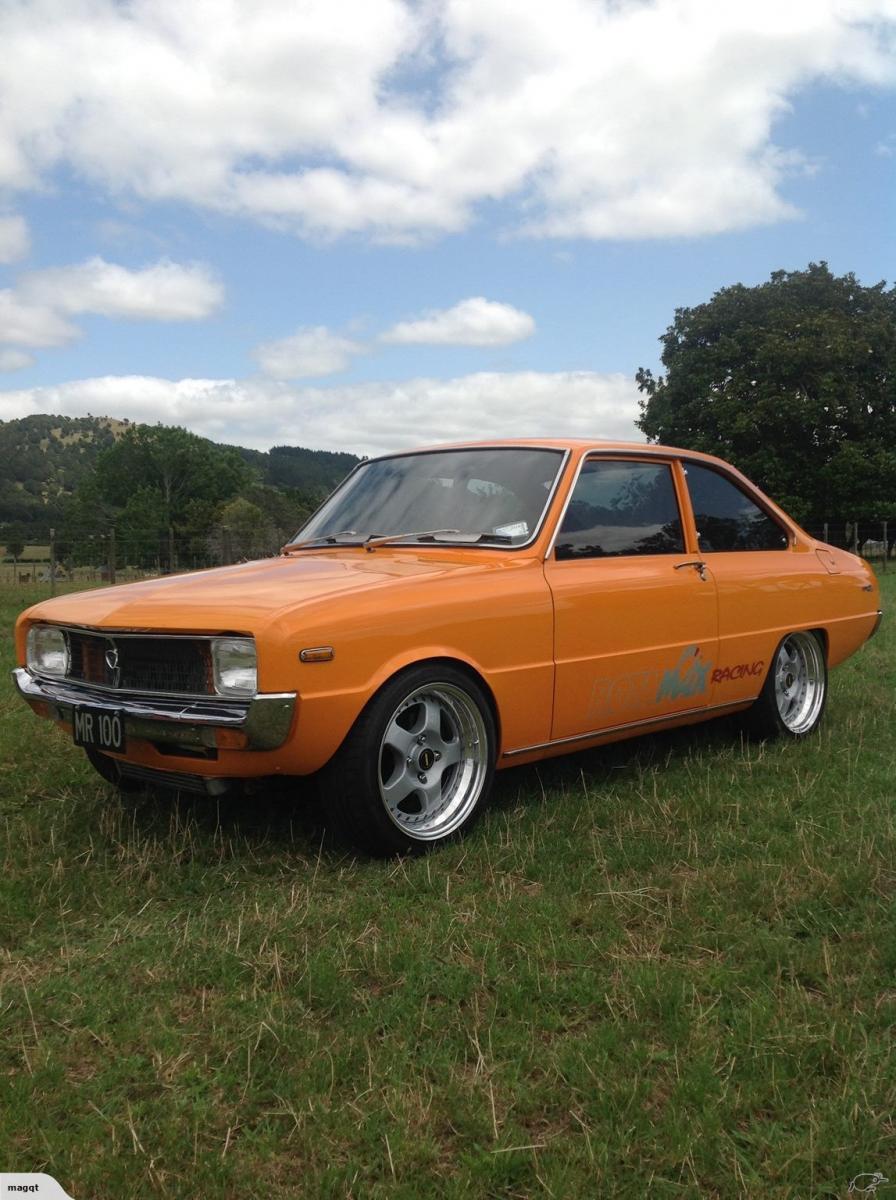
[0,522,292,589]
[1,517,893,592]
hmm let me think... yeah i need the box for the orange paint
[13,440,881,783]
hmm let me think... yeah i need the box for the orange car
[13,440,882,854]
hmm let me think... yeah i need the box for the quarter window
[685,463,789,552]
[555,460,685,560]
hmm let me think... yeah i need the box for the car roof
[368,438,734,469]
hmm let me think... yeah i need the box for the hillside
[0,414,359,535]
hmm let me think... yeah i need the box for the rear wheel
[322,664,496,856]
[748,630,827,739]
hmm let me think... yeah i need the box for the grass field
[1,579,894,1199]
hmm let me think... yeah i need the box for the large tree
[636,263,896,523]
[92,424,249,570]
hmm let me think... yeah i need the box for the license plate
[73,705,127,753]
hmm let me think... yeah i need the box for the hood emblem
[105,643,120,684]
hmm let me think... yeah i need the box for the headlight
[26,625,70,676]
[211,637,257,697]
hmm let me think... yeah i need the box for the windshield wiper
[364,529,514,551]
[285,527,517,554]
[282,529,361,553]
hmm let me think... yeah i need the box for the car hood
[23,549,508,634]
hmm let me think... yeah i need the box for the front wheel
[748,630,827,739]
[321,665,496,856]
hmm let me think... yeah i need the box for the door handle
[674,560,708,581]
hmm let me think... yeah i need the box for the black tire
[320,664,496,856]
[84,748,142,792]
[747,630,828,740]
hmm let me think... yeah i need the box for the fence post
[108,526,116,586]
[852,522,859,556]
[823,522,829,545]
[884,521,889,573]
[49,527,56,597]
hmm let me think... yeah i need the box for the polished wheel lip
[378,681,489,842]
[773,632,825,734]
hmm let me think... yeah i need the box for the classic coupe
[13,440,882,854]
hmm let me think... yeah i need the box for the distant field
[1,578,894,1199]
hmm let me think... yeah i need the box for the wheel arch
[760,626,830,686]
[318,653,501,855]
[808,625,829,663]
[356,653,502,752]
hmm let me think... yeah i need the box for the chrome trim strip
[27,673,230,704]
[34,624,249,641]
[501,699,754,758]
[12,668,296,752]
[544,449,682,561]
[286,446,572,555]
[542,448,795,560]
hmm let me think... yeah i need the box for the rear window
[685,463,789,552]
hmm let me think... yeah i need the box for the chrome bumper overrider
[12,668,296,752]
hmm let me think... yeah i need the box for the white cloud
[0,291,79,348]
[0,370,641,456]
[254,301,535,376]
[0,1,893,241]
[0,214,29,263]
[0,349,34,372]
[383,297,535,346]
[254,326,364,379]
[19,257,224,320]
[0,255,222,359]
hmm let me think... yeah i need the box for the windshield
[289,447,565,548]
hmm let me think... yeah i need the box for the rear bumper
[12,668,296,752]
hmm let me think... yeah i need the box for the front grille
[66,631,214,696]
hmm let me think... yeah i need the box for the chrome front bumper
[12,668,296,752]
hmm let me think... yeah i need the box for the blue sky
[0,0,893,456]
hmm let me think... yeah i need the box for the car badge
[105,644,120,684]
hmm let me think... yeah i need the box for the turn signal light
[299,646,334,663]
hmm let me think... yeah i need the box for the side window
[555,460,684,560]
[685,463,789,552]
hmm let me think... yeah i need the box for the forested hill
[234,442,360,495]
[0,414,359,532]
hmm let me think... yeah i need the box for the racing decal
[655,645,712,702]
[712,661,764,684]
[589,645,713,720]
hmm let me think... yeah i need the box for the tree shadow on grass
[110,771,348,866]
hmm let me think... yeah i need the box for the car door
[544,455,718,742]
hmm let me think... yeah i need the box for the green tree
[213,496,277,563]
[636,263,896,523]
[59,482,115,569]
[92,424,250,570]
[117,486,168,569]
[4,524,26,566]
